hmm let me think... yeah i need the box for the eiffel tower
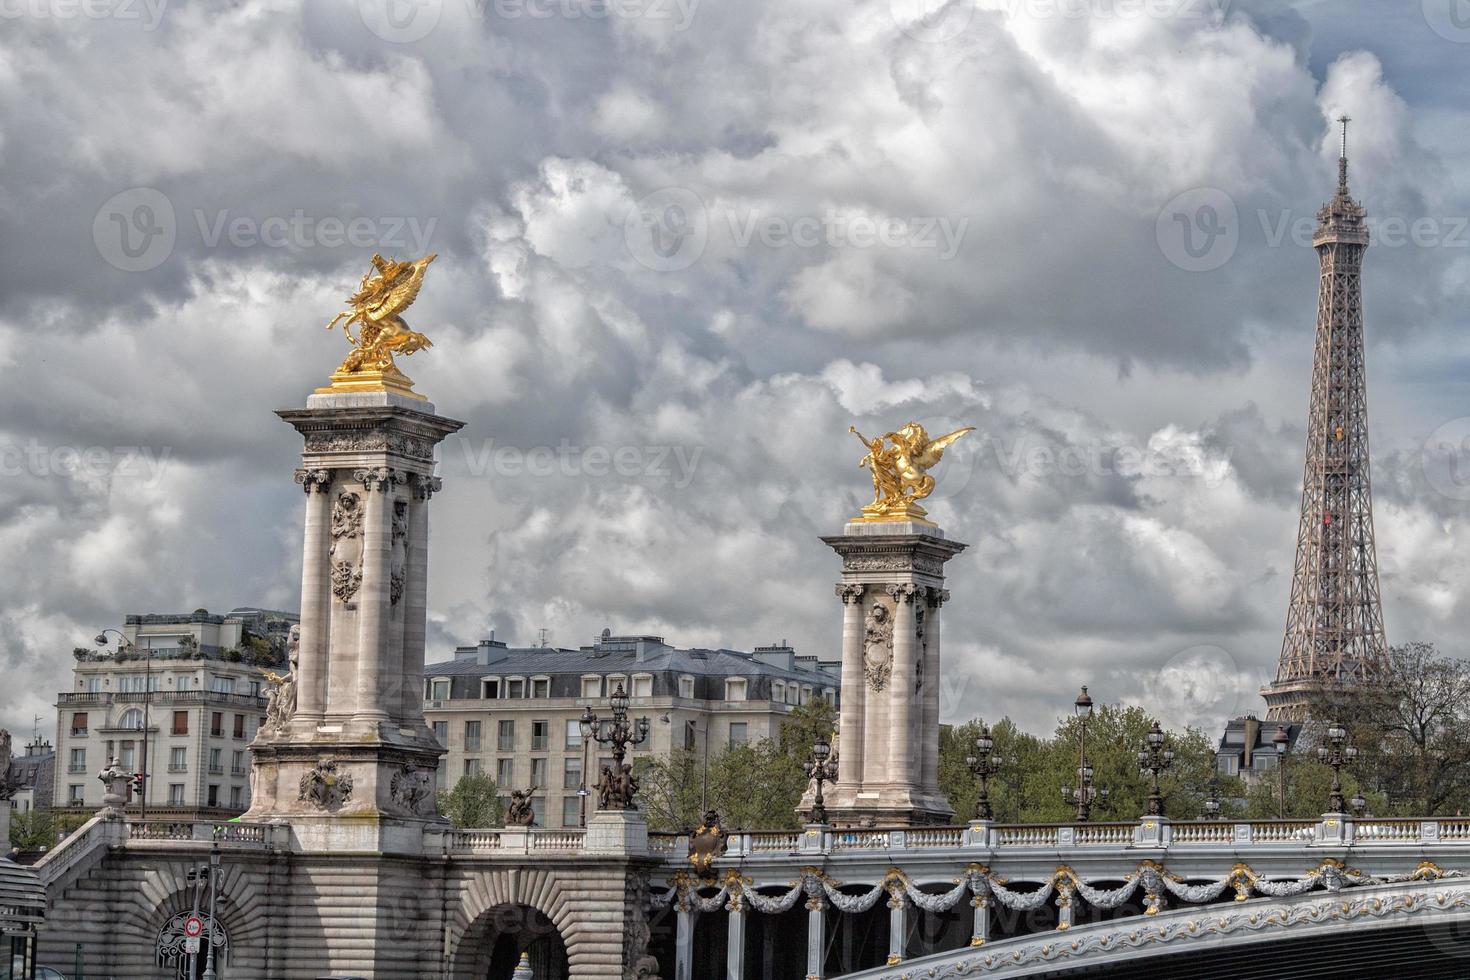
[1261,117,1388,722]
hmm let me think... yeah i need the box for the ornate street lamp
[802,733,839,825]
[1350,791,1368,818]
[580,682,650,811]
[1272,725,1291,819]
[965,725,1004,821]
[1062,686,1107,822]
[1137,721,1175,817]
[1202,778,1221,819]
[96,627,153,821]
[1316,720,1358,814]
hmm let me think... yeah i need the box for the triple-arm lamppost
[1137,721,1175,817]
[965,725,1004,821]
[1317,720,1358,814]
[580,682,649,810]
[1061,686,1108,822]
[95,627,152,821]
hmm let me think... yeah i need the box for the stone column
[970,894,990,947]
[674,905,693,980]
[836,584,865,785]
[727,900,746,980]
[399,477,438,728]
[887,584,918,787]
[919,589,946,795]
[353,466,397,729]
[887,889,906,966]
[293,468,332,727]
[806,896,826,980]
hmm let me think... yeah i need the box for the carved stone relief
[329,491,364,603]
[299,759,353,810]
[389,764,433,815]
[390,499,409,606]
[863,599,894,691]
[304,430,435,461]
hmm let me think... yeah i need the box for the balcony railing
[59,690,266,709]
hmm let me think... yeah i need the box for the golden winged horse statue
[849,421,974,523]
[326,253,437,375]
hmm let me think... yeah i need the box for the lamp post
[95,627,152,822]
[203,840,221,980]
[1062,686,1107,822]
[1350,791,1367,818]
[1202,778,1221,819]
[1272,725,1290,819]
[965,725,1004,821]
[802,733,839,825]
[580,682,650,810]
[1316,720,1358,814]
[1136,721,1175,817]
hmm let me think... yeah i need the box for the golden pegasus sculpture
[326,253,437,375]
[849,421,974,523]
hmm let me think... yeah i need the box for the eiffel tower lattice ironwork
[1261,117,1388,722]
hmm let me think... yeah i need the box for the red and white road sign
[183,915,205,939]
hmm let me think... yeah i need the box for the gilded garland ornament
[320,252,437,398]
[849,421,974,524]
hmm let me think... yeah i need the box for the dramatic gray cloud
[2,0,1469,743]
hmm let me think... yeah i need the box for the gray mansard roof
[426,634,839,703]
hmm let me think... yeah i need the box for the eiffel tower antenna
[1261,116,1386,721]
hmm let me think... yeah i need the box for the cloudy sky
[3,0,1469,745]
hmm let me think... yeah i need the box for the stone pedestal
[584,809,649,857]
[818,521,966,827]
[245,389,463,852]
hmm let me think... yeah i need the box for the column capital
[885,583,920,604]
[294,467,333,493]
[926,587,951,607]
[835,583,865,605]
[411,473,443,500]
[353,466,402,492]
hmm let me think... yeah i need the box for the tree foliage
[438,773,503,828]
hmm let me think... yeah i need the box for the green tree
[778,698,838,760]
[638,737,813,832]
[9,810,58,851]
[438,773,503,828]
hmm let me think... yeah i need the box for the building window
[68,748,86,774]
[800,686,812,705]
[465,721,482,752]
[729,722,748,746]
[530,797,545,826]
[208,748,223,774]
[481,679,500,700]
[581,676,602,699]
[247,680,261,697]
[84,677,102,694]
[233,714,246,739]
[231,750,245,775]
[506,678,525,699]
[632,675,653,698]
[210,712,223,737]
[230,786,243,809]
[436,767,447,791]
[169,747,188,772]
[496,759,514,786]
[120,744,136,769]
[678,676,695,699]
[564,757,583,790]
[119,675,156,693]
[607,675,627,698]
[168,784,185,805]
[119,708,145,730]
[432,721,448,746]
[207,784,219,807]
[174,674,192,689]
[465,758,482,777]
[787,685,798,705]
[684,720,697,751]
[68,784,84,805]
[772,681,785,703]
[724,678,747,702]
[565,719,582,749]
[562,797,582,828]
[71,712,89,736]
[531,721,549,751]
[497,720,515,752]
[172,711,189,736]
[429,678,450,701]
[531,758,548,788]
[210,676,232,695]
[531,677,550,699]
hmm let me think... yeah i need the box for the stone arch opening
[456,903,570,980]
[156,909,231,979]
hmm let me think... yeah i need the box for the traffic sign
[183,937,200,955]
[183,915,205,939]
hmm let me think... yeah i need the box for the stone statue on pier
[262,625,300,734]
[506,788,537,827]
[848,421,973,523]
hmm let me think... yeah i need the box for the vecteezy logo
[890,0,973,43]
[1424,0,1470,43]
[623,187,708,272]
[1422,417,1470,501]
[1156,187,1239,272]
[93,187,176,272]
[359,0,442,42]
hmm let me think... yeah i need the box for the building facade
[424,632,839,827]
[7,736,55,815]
[54,607,297,817]
[1215,714,1302,788]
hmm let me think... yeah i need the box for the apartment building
[424,632,840,828]
[54,607,297,817]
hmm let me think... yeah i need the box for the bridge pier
[807,896,826,979]
[971,895,990,947]
[727,901,747,979]
[674,905,693,980]
[887,891,907,965]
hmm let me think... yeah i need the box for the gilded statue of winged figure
[849,421,974,522]
[326,253,437,373]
